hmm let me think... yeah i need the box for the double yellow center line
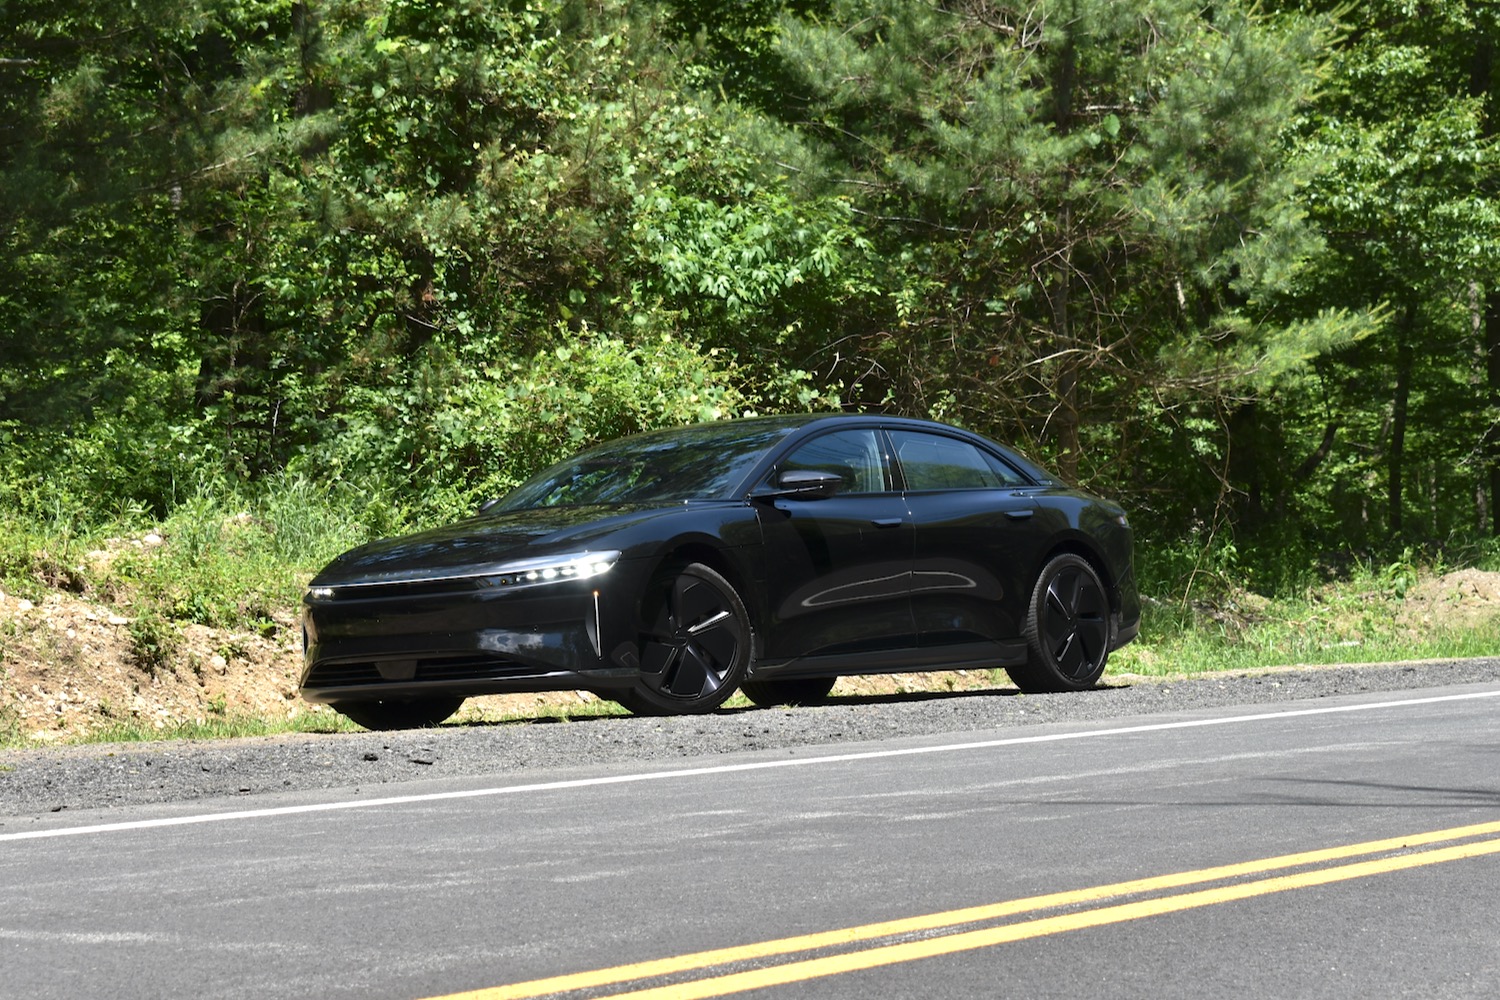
[435,819,1500,1000]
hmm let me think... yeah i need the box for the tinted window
[981,451,1029,487]
[496,421,799,510]
[779,429,889,494]
[892,430,1015,490]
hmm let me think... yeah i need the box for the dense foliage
[3,0,1498,598]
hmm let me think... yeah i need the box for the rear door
[890,428,1045,647]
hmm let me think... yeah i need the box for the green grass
[72,711,364,745]
[1117,616,1500,678]
[0,473,417,629]
[99,476,406,628]
[41,701,633,747]
[1116,568,1500,678]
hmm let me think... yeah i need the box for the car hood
[310,504,676,588]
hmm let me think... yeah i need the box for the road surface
[3,676,1498,998]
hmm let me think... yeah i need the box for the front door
[755,428,916,661]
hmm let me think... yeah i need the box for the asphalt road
[2,666,1499,999]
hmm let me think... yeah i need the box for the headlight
[489,551,621,588]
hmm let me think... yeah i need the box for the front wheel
[741,676,836,708]
[622,562,750,716]
[331,696,465,731]
[1006,553,1111,693]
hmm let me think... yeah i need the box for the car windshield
[493,420,802,511]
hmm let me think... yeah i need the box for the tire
[332,696,465,731]
[622,562,751,716]
[1006,553,1111,693]
[741,676,837,708]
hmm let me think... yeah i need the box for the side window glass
[892,431,1005,491]
[779,429,888,494]
[982,451,1029,487]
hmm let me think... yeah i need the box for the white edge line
[4,688,1498,844]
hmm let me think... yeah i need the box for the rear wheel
[1006,553,1111,693]
[623,562,750,716]
[332,696,465,731]
[741,676,837,708]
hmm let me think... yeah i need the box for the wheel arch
[623,548,755,715]
[1036,537,1119,614]
[642,539,760,635]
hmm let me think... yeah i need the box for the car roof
[687,413,1059,493]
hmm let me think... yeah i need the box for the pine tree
[770,0,1344,497]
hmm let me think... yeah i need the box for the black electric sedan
[300,414,1140,729]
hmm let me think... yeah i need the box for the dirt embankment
[1395,568,1500,633]
[3,568,1499,743]
[0,587,306,740]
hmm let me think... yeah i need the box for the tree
[0,1,844,517]
[763,0,1347,527]
[0,0,264,505]
[1266,0,1500,549]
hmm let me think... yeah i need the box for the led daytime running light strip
[306,550,621,599]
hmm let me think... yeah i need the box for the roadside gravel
[3,658,1497,820]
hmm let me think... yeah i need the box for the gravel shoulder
[3,658,1497,822]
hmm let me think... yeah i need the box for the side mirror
[753,469,844,502]
[477,497,501,515]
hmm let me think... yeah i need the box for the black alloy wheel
[625,562,751,715]
[740,676,837,708]
[1008,553,1111,693]
[332,696,466,731]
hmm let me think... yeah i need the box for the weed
[127,612,179,675]
[214,640,243,666]
[0,666,21,747]
[0,708,19,748]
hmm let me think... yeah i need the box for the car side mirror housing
[753,469,844,502]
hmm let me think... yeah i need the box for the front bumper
[300,571,644,704]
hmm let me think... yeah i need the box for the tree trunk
[1048,29,1080,481]
[294,4,333,123]
[1488,290,1500,535]
[1051,217,1080,481]
[1388,301,1416,536]
[1472,20,1499,533]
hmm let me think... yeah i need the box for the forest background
[3,0,1500,723]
